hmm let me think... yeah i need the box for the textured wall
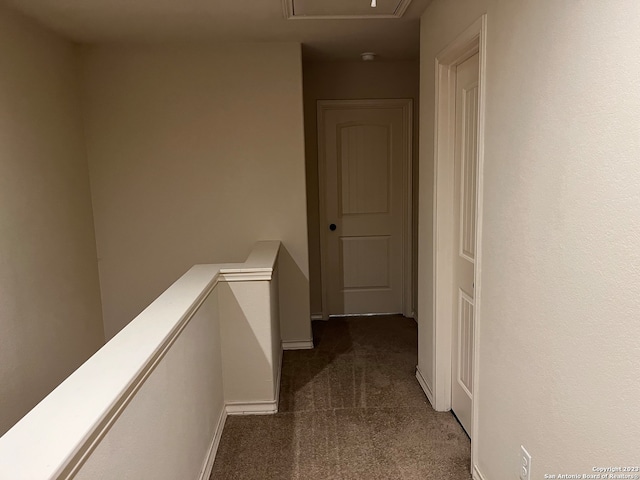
[0,5,104,436]
[82,44,311,343]
[420,0,640,476]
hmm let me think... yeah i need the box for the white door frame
[431,15,486,474]
[317,99,414,319]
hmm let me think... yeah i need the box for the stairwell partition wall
[0,242,283,480]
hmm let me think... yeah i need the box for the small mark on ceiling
[283,0,413,19]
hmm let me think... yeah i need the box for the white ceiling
[4,0,432,60]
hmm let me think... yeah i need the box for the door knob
[329,224,337,231]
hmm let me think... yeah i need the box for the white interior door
[318,101,410,316]
[451,53,479,437]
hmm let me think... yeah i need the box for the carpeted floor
[210,316,472,480]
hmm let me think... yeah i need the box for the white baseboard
[225,401,278,415]
[198,407,228,480]
[282,340,314,350]
[199,348,283,477]
[225,346,284,416]
[310,313,325,321]
[415,366,435,408]
[274,346,282,409]
[472,464,486,480]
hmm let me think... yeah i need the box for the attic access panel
[283,0,412,19]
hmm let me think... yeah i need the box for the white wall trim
[282,340,314,350]
[225,401,278,415]
[218,271,273,282]
[274,346,283,406]
[415,366,435,407]
[218,241,280,282]
[472,464,487,480]
[432,16,482,412]
[471,14,488,474]
[317,99,414,319]
[310,313,325,321]
[432,11,487,467]
[197,408,228,480]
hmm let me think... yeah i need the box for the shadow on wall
[278,245,312,344]
[218,280,279,405]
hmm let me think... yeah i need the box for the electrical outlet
[519,445,531,480]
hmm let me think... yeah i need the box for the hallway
[211,316,471,479]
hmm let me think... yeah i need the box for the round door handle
[329,223,337,231]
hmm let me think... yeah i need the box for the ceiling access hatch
[282,0,413,19]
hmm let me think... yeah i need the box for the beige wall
[82,44,311,342]
[420,0,640,476]
[303,61,420,315]
[0,5,104,436]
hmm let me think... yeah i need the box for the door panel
[451,53,479,437]
[460,85,478,262]
[457,290,474,396]
[341,235,391,289]
[319,103,410,316]
[339,124,390,215]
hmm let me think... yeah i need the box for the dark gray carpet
[211,316,472,479]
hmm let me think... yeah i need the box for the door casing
[317,99,414,319]
[430,15,487,476]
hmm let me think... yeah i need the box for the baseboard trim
[274,347,283,409]
[415,366,435,408]
[225,346,284,416]
[198,348,284,477]
[282,340,314,350]
[310,313,324,321]
[198,407,227,480]
[225,401,278,415]
[473,464,487,480]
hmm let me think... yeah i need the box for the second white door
[318,100,411,316]
[451,53,479,437]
